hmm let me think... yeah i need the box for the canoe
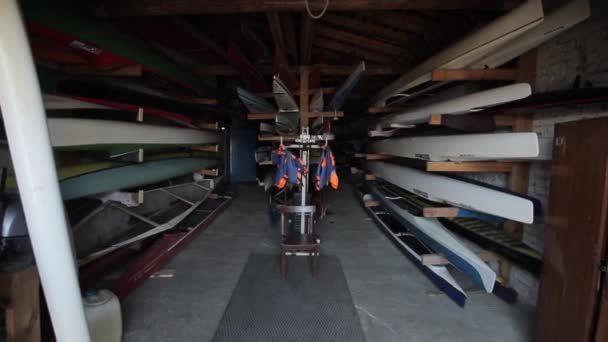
[22,0,206,92]
[237,87,276,113]
[326,61,365,111]
[369,132,539,161]
[74,179,216,263]
[273,76,299,134]
[60,157,218,200]
[370,0,543,107]
[367,161,534,223]
[372,83,531,131]
[48,118,221,153]
[366,180,496,293]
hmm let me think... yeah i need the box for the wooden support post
[299,65,310,128]
[0,266,41,342]
[432,68,518,81]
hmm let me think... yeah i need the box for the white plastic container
[83,289,122,342]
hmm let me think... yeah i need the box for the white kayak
[48,118,220,148]
[370,0,543,107]
[367,161,535,224]
[369,132,540,161]
[371,83,531,131]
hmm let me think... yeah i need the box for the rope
[304,0,330,20]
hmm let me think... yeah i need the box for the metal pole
[0,1,91,341]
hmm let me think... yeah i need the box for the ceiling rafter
[316,25,414,61]
[300,14,315,65]
[313,37,404,65]
[94,0,515,16]
[321,13,429,59]
[357,12,443,51]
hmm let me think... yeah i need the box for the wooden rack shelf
[248,111,344,121]
[192,145,219,153]
[431,68,518,81]
[363,154,523,173]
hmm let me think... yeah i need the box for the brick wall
[511,0,608,307]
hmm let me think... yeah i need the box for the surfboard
[369,132,539,161]
[48,118,221,152]
[367,161,535,224]
[366,180,496,293]
[326,61,365,111]
[273,76,299,134]
[371,83,531,132]
[237,87,276,114]
[60,157,218,200]
[370,0,543,107]
[361,192,467,306]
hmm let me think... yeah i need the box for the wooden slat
[421,250,501,266]
[192,145,219,152]
[194,121,220,130]
[432,68,518,81]
[365,153,393,161]
[248,111,344,120]
[95,0,512,16]
[426,161,517,173]
[316,25,412,59]
[422,207,461,218]
[200,168,220,176]
[0,267,41,342]
[364,200,381,208]
[428,114,527,128]
[358,12,442,49]
[313,37,400,65]
[365,174,377,181]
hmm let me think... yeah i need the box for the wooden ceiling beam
[172,18,228,60]
[94,1,514,16]
[358,12,443,50]
[316,25,413,60]
[280,13,298,65]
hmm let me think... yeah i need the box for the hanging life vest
[315,145,339,191]
[272,146,306,189]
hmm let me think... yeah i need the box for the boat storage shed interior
[1,0,608,341]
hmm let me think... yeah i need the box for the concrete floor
[122,183,534,342]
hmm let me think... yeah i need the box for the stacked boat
[361,0,591,306]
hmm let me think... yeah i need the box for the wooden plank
[364,200,381,208]
[300,14,315,65]
[299,65,310,128]
[365,154,393,161]
[427,114,528,130]
[421,251,500,266]
[195,121,220,130]
[0,266,41,342]
[248,111,343,120]
[535,117,608,342]
[95,1,512,16]
[200,168,220,177]
[172,96,218,105]
[358,12,443,50]
[422,207,461,218]
[426,161,517,173]
[316,25,412,59]
[313,37,400,65]
[365,174,377,181]
[192,145,219,153]
[432,68,518,81]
